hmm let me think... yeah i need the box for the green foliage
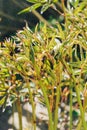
[18,0,58,14]
[0,0,87,130]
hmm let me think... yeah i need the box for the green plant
[0,0,87,130]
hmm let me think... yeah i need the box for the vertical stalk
[70,84,73,130]
[75,85,86,130]
[69,47,73,130]
[12,103,15,130]
[27,82,36,130]
[53,85,61,130]
[40,82,53,130]
[61,0,68,29]
[53,62,62,130]
[16,98,22,130]
[76,120,82,130]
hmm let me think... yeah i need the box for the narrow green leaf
[0,96,6,106]
[27,0,39,3]
[18,3,42,14]
[53,0,58,3]
[27,0,46,3]
[74,2,87,14]
[30,44,35,64]
[41,3,51,14]
[74,0,79,7]
[57,23,65,40]
[70,0,79,8]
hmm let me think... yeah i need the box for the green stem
[75,85,86,130]
[16,98,22,130]
[53,85,61,130]
[40,81,53,130]
[12,103,15,130]
[28,82,36,130]
[76,120,82,130]
[61,0,67,26]
[70,84,73,130]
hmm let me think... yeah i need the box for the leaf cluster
[0,0,87,130]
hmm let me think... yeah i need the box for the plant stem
[53,85,61,130]
[40,81,53,130]
[70,84,73,130]
[16,98,22,130]
[61,0,68,29]
[27,82,36,130]
[76,120,82,130]
[12,103,15,130]
[75,84,86,130]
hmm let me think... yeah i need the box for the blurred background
[0,0,62,41]
[0,0,38,41]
